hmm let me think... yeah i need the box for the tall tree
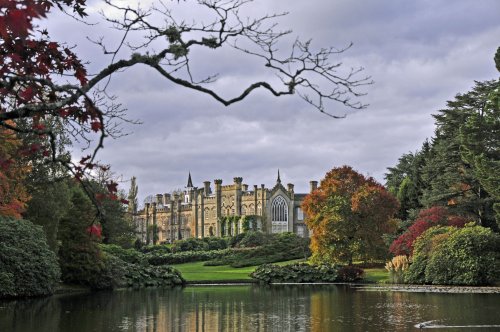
[460,47,500,226]
[302,166,399,265]
[421,80,498,230]
[385,140,431,220]
[127,176,138,217]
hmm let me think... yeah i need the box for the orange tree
[302,166,399,265]
[0,125,30,218]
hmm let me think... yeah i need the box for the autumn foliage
[302,165,399,265]
[389,206,468,256]
[0,125,30,218]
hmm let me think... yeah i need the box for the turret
[203,181,211,196]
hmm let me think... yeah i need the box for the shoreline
[354,284,500,294]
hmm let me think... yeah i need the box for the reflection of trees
[2,286,500,331]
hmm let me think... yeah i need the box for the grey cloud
[43,1,500,203]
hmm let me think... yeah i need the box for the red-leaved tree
[389,206,468,256]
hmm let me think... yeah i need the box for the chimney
[287,183,294,193]
[156,194,163,205]
[242,184,248,192]
[203,181,211,196]
[310,181,318,192]
[163,193,171,205]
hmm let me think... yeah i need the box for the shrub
[239,231,269,248]
[0,217,60,298]
[385,255,409,283]
[100,244,145,265]
[172,238,209,252]
[424,225,500,285]
[140,244,172,254]
[390,206,468,256]
[336,266,364,282]
[146,249,232,265]
[251,263,338,283]
[102,252,184,288]
[205,232,310,268]
[203,237,228,250]
[228,232,246,247]
[404,226,452,284]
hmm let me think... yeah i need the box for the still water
[1,284,499,331]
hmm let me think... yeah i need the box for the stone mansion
[134,171,317,244]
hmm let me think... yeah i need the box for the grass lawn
[363,268,389,283]
[172,260,388,283]
[172,259,307,282]
[172,261,255,281]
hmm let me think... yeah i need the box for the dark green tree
[385,141,430,220]
[58,185,111,289]
[420,80,497,230]
[460,48,500,226]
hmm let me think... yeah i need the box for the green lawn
[172,260,389,283]
[363,268,389,283]
[172,259,307,282]
[172,261,255,281]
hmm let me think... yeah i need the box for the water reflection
[1,285,499,332]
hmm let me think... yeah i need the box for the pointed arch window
[271,196,288,233]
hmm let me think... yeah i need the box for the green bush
[228,233,246,247]
[172,238,209,252]
[140,244,172,254]
[404,226,452,284]
[102,252,184,288]
[146,249,232,265]
[203,237,228,250]
[205,232,310,267]
[0,217,60,298]
[100,244,145,265]
[238,231,269,248]
[251,263,338,283]
[424,225,500,285]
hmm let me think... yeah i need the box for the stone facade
[134,172,316,244]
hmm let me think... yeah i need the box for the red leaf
[90,120,102,132]
[86,225,102,238]
[75,66,87,85]
[106,182,118,193]
[6,9,31,37]
[19,87,35,101]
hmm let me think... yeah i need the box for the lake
[1,284,500,331]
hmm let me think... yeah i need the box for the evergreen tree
[385,140,430,220]
[460,48,500,227]
[421,80,497,230]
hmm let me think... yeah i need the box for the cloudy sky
[46,0,500,204]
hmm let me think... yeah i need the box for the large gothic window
[271,196,288,233]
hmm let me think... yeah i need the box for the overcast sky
[46,0,500,204]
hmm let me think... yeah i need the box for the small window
[297,207,304,221]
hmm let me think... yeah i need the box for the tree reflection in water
[1,285,500,331]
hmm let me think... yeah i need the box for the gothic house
[134,172,317,244]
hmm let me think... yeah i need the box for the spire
[187,171,193,188]
[277,169,281,184]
